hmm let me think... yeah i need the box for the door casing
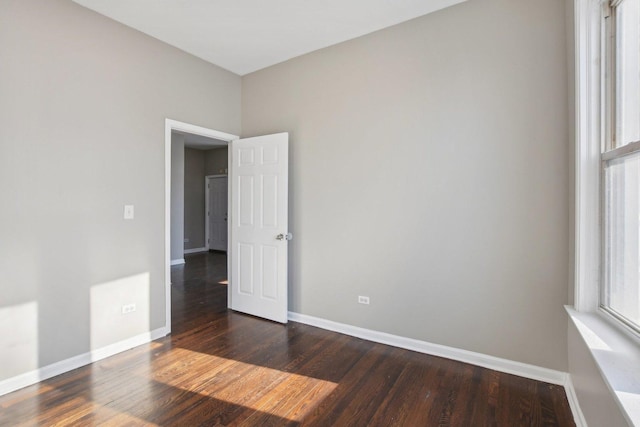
[164,119,238,334]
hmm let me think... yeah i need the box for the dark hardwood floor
[0,252,575,426]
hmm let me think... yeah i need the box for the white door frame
[164,118,238,333]
[205,174,228,251]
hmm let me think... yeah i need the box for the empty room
[1,0,638,426]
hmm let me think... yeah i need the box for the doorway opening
[166,120,290,331]
[165,119,238,334]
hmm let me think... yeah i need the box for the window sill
[566,305,640,426]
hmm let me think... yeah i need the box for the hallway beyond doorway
[171,251,228,333]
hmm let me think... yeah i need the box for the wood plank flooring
[0,252,575,426]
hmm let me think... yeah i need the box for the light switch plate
[124,205,134,219]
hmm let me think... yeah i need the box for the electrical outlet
[358,296,370,305]
[123,205,134,220]
[121,303,136,314]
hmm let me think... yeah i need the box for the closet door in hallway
[207,176,228,251]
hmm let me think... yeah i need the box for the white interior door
[230,133,289,323]
[208,176,228,251]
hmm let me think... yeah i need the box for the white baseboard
[171,258,185,265]
[1,312,584,426]
[184,247,207,254]
[288,311,567,385]
[0,327,169,397]
[563,375,587,427]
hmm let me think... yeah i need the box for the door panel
[238,176,254,226]
[262,175,278,227]
[238,243,254,294]
[230,133,289,323]
[261,245,278,300]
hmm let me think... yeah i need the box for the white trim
[564,374,588,427]
[226,149,233,309]
[167,119,239,142]
[567,306,640,426]
[170,258,185,265]
[287,312,567,385]
[183,247,207,254]
[571,3,640,425]
[601,138,640,161]
[165,119,238,333]
[0,327,168,397]
[574,0,603,312]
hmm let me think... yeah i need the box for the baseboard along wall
[0,310,586,427]
[184,247,207,254]
[563,375,588,427]
[288,311,586,427]
[0,327,169,397]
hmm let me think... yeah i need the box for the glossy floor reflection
[0,251,575,426]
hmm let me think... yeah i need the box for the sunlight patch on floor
[151,347,337,421]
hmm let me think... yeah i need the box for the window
[602,0,640,332]
[573,1,640,423]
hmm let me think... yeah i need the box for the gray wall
[0,0,240,381]
[0,0,584,390]
[205,147,228,176]
[242,0,570,370]
[184,148,206,250]
[170,134,185,261]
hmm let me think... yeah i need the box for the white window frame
[574,0,604,314]
[573,0,640,337]
[575,0,640,330]
[571,3,640,424]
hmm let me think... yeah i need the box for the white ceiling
[73,0,466,76]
